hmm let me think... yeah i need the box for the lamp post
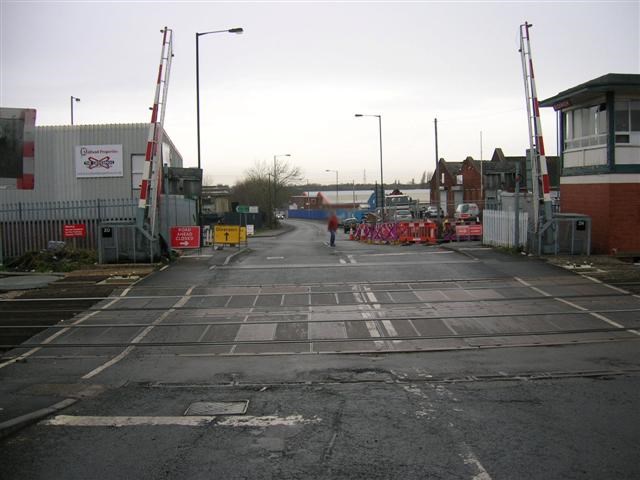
[355,114,384,217]
[325,169,338,207]
[195,26,243,234]
[272,154,291,227]
[70,96,80,125]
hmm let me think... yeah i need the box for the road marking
[513,277,550,297]
[160,265,169,271]
[81,291,192,379]
[339,258,347,264]
[460,447,493,480]
[347,254,357,264]
[0,297,121,370]
[583,275,633,295]
[516,277,640,337]
[42,414,321,428]
[217,414,321,427]
[555,298,640,336]
[266,256,284,260]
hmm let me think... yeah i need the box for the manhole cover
[184,401,248,416]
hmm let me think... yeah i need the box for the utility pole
[434,118,440,216]
[515,162,521,249]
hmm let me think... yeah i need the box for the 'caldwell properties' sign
[75,144,123,178]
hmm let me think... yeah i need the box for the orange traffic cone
[349,226,355,240]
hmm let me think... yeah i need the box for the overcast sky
[2,1,638,186]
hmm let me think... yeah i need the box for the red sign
[469,224,483,236]
[63,223,86,238]
[170,226,201,249]
[455,225,470,237]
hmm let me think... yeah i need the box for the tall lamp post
[272,154,291,227]
[70,96,80,125]
[195,26,243,234]
[325,169,339,207]
[355,114,384,216]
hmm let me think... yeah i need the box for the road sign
[214,225,247,244]
[246,224,255,236]
[170,226,201,249]
[249,206,259,213]
[63,224,86,238]
[236,205,249,213]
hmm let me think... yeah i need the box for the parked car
[394,209,413,221]
[343,217,359,233]
[454,203,480,221]
[425,205,444,218]
[276,213,285,220]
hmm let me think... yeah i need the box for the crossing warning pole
[137,27,174,236]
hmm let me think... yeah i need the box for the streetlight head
[228,27,244,34]
[75,97,81,102]
[354,114,363,117]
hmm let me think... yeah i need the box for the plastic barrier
[455,224,483,241]
[351,221,437,245]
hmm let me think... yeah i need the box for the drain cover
[184,401,248,416]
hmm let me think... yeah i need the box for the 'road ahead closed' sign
[170,226,201,249]
[214,225,247,244]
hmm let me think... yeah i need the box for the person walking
[327,211,338,247]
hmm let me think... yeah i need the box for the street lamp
[195,26,243,234]
[70,96,80,125]
[196,27,243,171]
[271,154,291,226]
[325,169,339,206]
[355,114,384,215]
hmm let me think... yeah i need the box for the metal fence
[0,199,136,260]
[483,210,528,249]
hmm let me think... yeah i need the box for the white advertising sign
[75,144,123,178]
[246,224,255,235]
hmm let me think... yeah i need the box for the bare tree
[231,158,302,228]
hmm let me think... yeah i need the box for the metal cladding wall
[0,123,183,203]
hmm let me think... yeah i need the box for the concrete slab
[0,275,61,291]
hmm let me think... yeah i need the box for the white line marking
[0,297,120,370]
[460,448,493,480]
[160,265,169,271]
[81,298,181,379]
[516,277,640,337]
[347,254,357,264]
[513,277,550,297]
[217,414,321,427]
[120,287,132,297]
[583,275,631,294]
[555,298,640,336]
[266,256,284,260]
[43,415,216,427]
[339,258,347,264]
[42,414,322,428]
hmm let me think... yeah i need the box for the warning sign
[214,225,247,244]
[63,224,86,238]
[170,226,201,249]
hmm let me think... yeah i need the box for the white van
[454,203,480,220]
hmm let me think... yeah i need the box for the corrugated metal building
[0,123,183,203]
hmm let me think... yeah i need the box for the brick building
[540,73,640,254]
[461,148,560,210]
[429,159,463,216]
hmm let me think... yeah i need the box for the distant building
[201,184,231,214]
[429,159,463,216]
[540,73,640,254]
[461,148,560,210]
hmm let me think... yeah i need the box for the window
[615,101,630,132]
[564,104,607,150]
[631,101,640,131]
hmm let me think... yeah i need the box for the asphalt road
[1,219,639,479]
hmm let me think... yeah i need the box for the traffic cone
[349,226,354,240]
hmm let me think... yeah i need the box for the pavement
[1,218,639,479]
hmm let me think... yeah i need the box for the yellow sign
[214,225,247,244]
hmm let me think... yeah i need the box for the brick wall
[561,182,640,254]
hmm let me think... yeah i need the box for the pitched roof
[540,73,640,108]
